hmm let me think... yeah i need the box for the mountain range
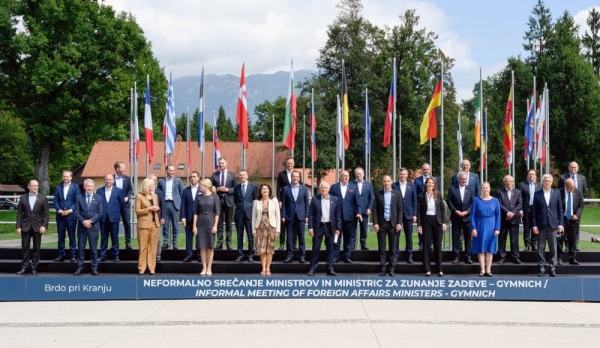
[171,69,316,121]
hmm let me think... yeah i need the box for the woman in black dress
[193,179,220,275]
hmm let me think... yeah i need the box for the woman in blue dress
[470,182,501,277]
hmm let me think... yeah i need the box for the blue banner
[1,276,599,302]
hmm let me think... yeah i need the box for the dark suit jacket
[372,189,403,227]
[96,186,125,223]
[180,185,202,222]
[16,193,49,232]
[558,173,588,197]
[414,176,440,197]
[276,170,293,202]
[354,180,374,214]
[53,183,81,220]
[153,188,166,221]
[451,172,481,196]
[308,195,342,233]
[113,174,133,206]
[234,181,258,219]
[157,177,184,211]
[559,187,584,222]
[417,192,446,226]
[518,181,542,214]
[446,184,475,223]
[211,170,237,207]
[281,185,309,220]
[329,182,359,222]
[532,189,564,230]
[74,193,104,233]
[392,181,418,220]
[496,187,523,226]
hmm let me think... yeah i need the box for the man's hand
[374,224,379,232]
[532,227,539,235]
[39,227,46,233]
[124,197,129,203]
[395,224,402,232]
[308,229,314,237]
[507,212,515,219]
[182,220,187,228]
[558,226,564,233]
[366,209,371,215]
[572,215,578,221]
[356,214,363,222]
[16,228,21,235]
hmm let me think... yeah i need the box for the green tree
[523,0,553,72]
[216,106,236,141]
[0,111,35,186]
[582,7,600,76]
[2,0,166,193]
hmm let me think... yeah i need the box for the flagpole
[130,88,134,187]
[545,84,550,175]
[526,98,530,171]
[213,110,216,169]
[336,94,340,182]
[457,111,462,170]
[272,114,275,191]
[311,88,314,192]
[364,88,368,175]
[200,66,205,180]
[440,59,444,195]
[146,74,150,178]
[533,76,537,176]
[484,107,488,182]
[511,70,515,177]
[392,58,397,179]
[302,113,306,188]
[132,82,138,235]
[368,115,372,180]
[186,106,190,185]
[479,67,483,186]
[429,139,432,169]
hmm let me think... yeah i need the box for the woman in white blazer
[252,183,280,275]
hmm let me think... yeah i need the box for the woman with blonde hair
[135,177,160,275]
[193,178,220,275]
[252,183,280,275]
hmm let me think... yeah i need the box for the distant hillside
[172,69,316,121]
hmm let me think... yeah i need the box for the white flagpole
[511,70,516,177]
[186,106,190,184]
[545,84,550,175]
[533,76,537,175]
[440,59,444,195]
[272,114,275,190]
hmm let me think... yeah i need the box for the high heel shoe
[438,272,444,277]
[425,272,431,277]
[485,272,493,277]
[260,271,266,276]
[200,270,207,276]
[479,271,485,277]
[206,271,212,276]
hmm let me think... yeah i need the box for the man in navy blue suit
[158,165,185,249]
[447,171,475,264]
[234,170,258,263]
[330,170,361,263]
[113,161,133,249]
[74,179,103,276]
[532,174,564,277]
[181,171,201,262]
[53,170,80,262]
[307,182,342,276]
[392,168,418,263]
[451,159,481,197]
[413,163,439,250]
[282,171,308,263]
[354,167,374,250]
[97,174,125,262]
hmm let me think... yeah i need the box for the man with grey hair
[74,179,103,276]
[558,178,584,265]
[558,161,587,251]
[307,182,342,276]
[451,159,481,196]
[447,171,475,264]
[532,174,564,277]
[354,167,374,250]
[496,175,523,264]
[330,170,361,263]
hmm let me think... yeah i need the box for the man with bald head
[558,178,584,265]
[307,182,342,276]
[496,175,522,264]
[451,159,481,196]
[330,170,361,263]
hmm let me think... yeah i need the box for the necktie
[566,193,572,220]
[242,184,246,196]
[573,175,578,189]
[529,183,534,205]
[221,171,225,186]
[86,195,91,209]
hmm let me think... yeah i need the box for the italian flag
[282,64,296,149]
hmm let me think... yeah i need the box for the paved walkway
[0,299,598,347]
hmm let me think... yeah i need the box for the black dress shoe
[173,245,179,250]
[570,259,580,265]
[278,245,285,251]
[126,244,133,250]
[226,245,232,250]
[388,271,395,277]
[234,256,244,263]
[538,271,545,277]
[379,270,386,277]
[307,270,315,276]
[16,268,27,275]
[98,257,106,262]
[327,271,338,276]
[465,259,474,264]
[283,257,293,263]
[91,270,99,276]
[344,258,353,264]
[549,271,557,277]
[70,258,77,263]
[54,256,65,262]
[183,256,192,262]
[452,257,459,264]
[575,248,580,252]
[162,244,169,249]
[361,246,369,251]
[214,245,223,250]
[248,256,254,263]
[498,258,506,264]
[407,257,414,264]
[514,259,523,264]
[74,267,84,276]
[113,257,120,263]
[299,257,306,264]
[333,257,340,263]
[31,269,37,275]
[557,259,563,265]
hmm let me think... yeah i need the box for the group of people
[13,156,589,279]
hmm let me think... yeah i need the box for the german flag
[419,80,442,145]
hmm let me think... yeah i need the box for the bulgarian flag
[282,61,296,149]
[144,75,154,163]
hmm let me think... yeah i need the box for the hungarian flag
[342,61,350,149]
[309,99,317,161]
[474,87,481,149]
[130,88,140,162]
[144,76,154,163]
[282,65,296,149]
[419,80,441,145]
[236,63,249,149]
[503,85,513,168]
[213,114,221,170]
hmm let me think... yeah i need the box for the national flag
[131,88,140,162]
[337,95,343,161]
[282,63,296,149]
[419,80,442,145]
[535,91,546,163]
[236,63,249,149]
[383,66,395,147]
[166,75,176,156]
[198,67,205,152]
[457,113,463,169]
[364,89,370,156]
[524,91,536,159]
[480,110,488,170]
[309,98,317,162]
[162,110,168,165]
[503,85,513,168]
[341,61,350,150]
[474,87,481,149]
[213,114,221,170]
[144,76,154,163]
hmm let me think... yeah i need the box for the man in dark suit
[307,182,342,276]
[496,175,523,264]
[211,157,237,249]
[53,170,80,262]
[233,170,258,262]
[149,174,166,263]
[558,161,587,251]
[15,180,49,275]
[373,175,403,276]
[447,171,475,264]
[180,171,201,262]
[330,170,361,263]
[392,167,418,263]
[532,174,564,277]
[113,161,133,249]
[97,174,125,262]
[451,159,481,197]
[519,169,542,251]
[354,167,374,250]
[558,178,584,265]
[158,165,184,249]
[414,163,439,250]
[281,171,309,263]
[276,157,296,250]
[74,179,104,276]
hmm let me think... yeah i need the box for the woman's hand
[212,226,217,234]
[442,223,446,232]
[493,230,500,236]
[471,229,477,237]
[418,226,423,234]
[193,228,198,236]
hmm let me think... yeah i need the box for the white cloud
[574,6,599,39]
